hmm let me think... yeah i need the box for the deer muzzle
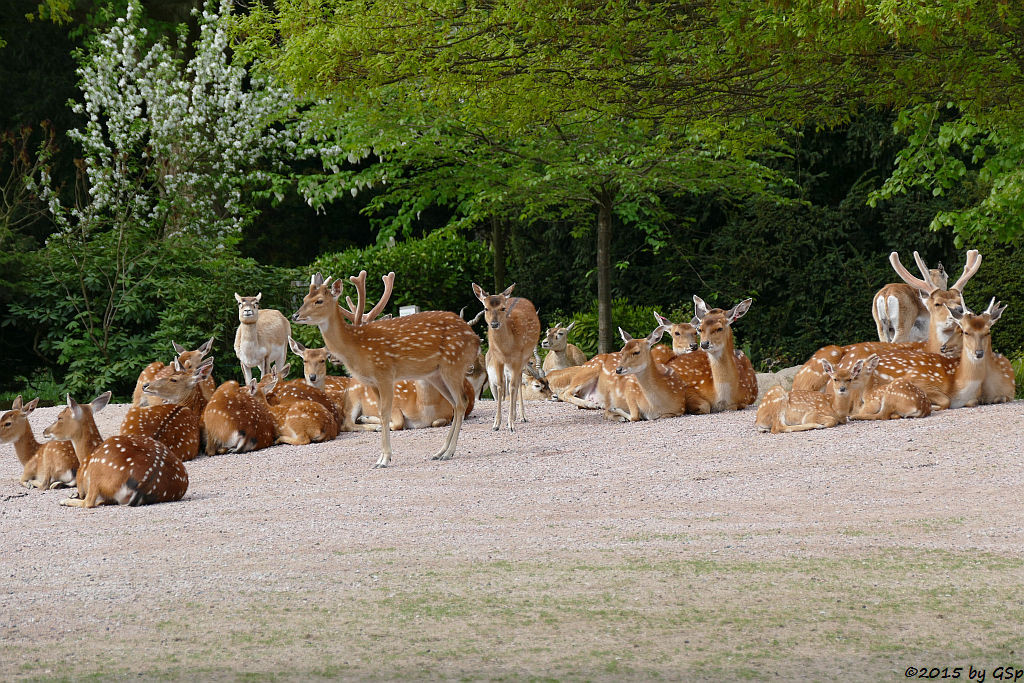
[490,321,500,329]
[700,341,710,350]
[975,350,985,360]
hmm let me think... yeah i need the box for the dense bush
[5,236,295,402]
[543,299,669,358]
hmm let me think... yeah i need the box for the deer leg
[506,367,520,429]
[430,368,467,461]
[490,365,504,432]
[240,362,253,386]
[373,384,395,468]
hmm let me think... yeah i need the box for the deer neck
[318,306,360,368]
[706,333,739,405]
[69,416,103,465]
[953,339,989,400]
[182,385,208,418]
[488,319,522,357]
[926,319,958,355]
[631,359,679,412]
[10,423,40,466]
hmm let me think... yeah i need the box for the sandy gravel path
[1,398,1022,679]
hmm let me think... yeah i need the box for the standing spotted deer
[292,271,480,467]
[43,393,188,508]
[473,283,542,431]
[234,293,291,385]
[0,396,78,489]
[541,322,587,374]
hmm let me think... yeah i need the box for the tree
[237,0,795,351]
[11,0,322,390]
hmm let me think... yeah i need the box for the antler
[911,251,941,291]
[949,249,981,292]
[889,252,933,292]
[340,270,396,326]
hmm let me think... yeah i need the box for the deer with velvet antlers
[793,250,981,393]
[293,271,479,467]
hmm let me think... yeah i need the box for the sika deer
[42,393,188,508]
[651,312,700,364]
[872,262,948,343]
[541,322,587,374]
[202,379,277,455]
[256,371,339,445]
[841,355,932,420]
[606,326,707,421]
[867,298,1013,409]
[293,271,479,467]
[234,293,291,385]
[794,250,980,392]
[755,359,854,433]
[665,296,757,413]
[472,283,541,431]
[132,337,215,406]
[0,396,78,489]
[122,359,214,462]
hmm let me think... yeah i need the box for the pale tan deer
[651,312,700,364]
[202,379,277,455]
[794,250,980,392]
[840,354,932,420]
[666,296,757,412]
[605,326,707,421]
[293,271,479,467]
[872,262,948,342]
[132,337,214,406]
[472,283,541,432]
[540,322,587,374]
[42,392,188,508]
[866,298,1013,409]
[520,362,554,401]
[1,396,78,489]
[755,358,855,433]
[234,293,291,385]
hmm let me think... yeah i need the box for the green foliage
[967,240,1024,356]
[290,231,491,351]
[5,237,294,401]
[1011,353,1024,401]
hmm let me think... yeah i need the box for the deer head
[471,283,518,330]
[143,358,214,403]
[615,326,669,375]
[235,293,263,324]
[693,296,752,357]
[0,396,39,443]
[890,250,981,339]
[947,297,1006,362]
[541,322,575,352]
[42,392,111,442]
[289,337,341,389]
[654,312,700,354]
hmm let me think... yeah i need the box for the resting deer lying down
[132,337,215,406]
[0,396,78,490]
[540,322,587,374]
[756,360,855,433]
[839,354,931,421]
[43,392,188,508]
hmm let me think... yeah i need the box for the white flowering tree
[14,0,316,392]
[39,0,304,242]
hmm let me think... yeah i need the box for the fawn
[1,396,78,489]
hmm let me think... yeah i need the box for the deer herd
[0,248,1017,507]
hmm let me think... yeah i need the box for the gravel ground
[2,398,1023,679]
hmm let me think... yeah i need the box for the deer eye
[3,422,10,427]
[316,299,324,304]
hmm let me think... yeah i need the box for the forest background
[1,0,1022,404]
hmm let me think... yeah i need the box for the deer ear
[619,327,633,342]
[255,292,262,303]
[234,293,243,304]
[647,325,668,346]
[195,358,214,380]
[12,395,23,411]
[22,397,38,415]
[172,341,186,355]
[173,358,183,372]
[471,283,487,303]
[288,337,305,355]
[329,279,344,299]
[819,359,834,376]
[727,298,753,323]
[693,295,709,321]
[90,391,112,414]
[278,363,291,379]
[500,283,516,298]
[67,394,83,420]
[198,337,214,356]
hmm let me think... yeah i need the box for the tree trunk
[491,215,506,292]
[596,192,613,354]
